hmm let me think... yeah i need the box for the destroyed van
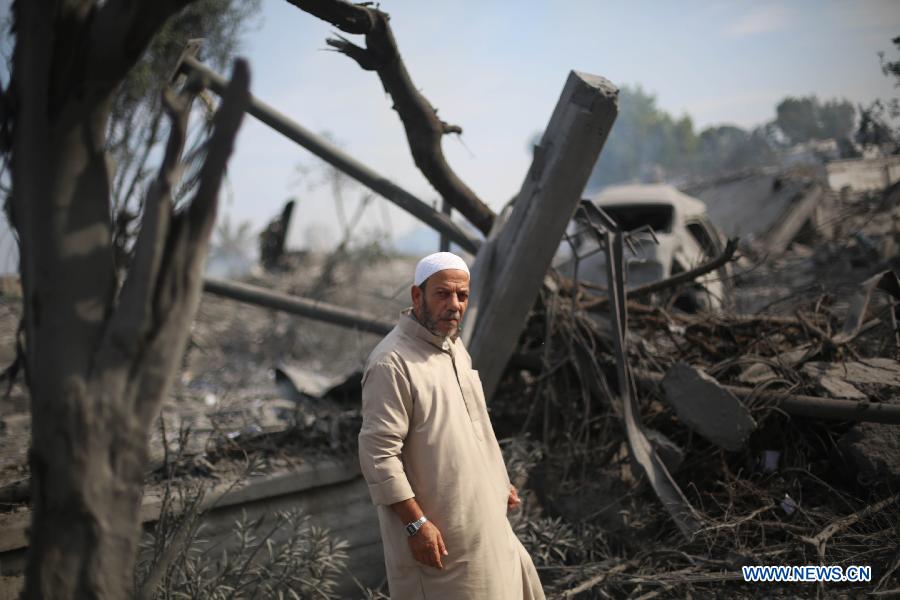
[554,184,730,311]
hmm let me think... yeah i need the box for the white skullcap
[414,252,470,287]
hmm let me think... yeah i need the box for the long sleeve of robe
[359,308,545,600]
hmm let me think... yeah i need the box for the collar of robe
[399,307,461,353]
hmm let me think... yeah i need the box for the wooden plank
[465,71,618,399]
[203,277,394,335]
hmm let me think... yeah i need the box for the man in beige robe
[359,252,545,599]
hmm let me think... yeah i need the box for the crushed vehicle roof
[588,184,708,218]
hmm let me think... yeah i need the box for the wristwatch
[405,515,428,537]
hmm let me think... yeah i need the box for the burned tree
[285,0,497,236]
[106,0,260,268]
[259,199,295,269]
[2,2,250,597]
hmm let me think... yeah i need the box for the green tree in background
[584,86,857,190]
[698,125,778,174]
[857,35,899,153]
[882,36,900,82]
[697,125,748,171]
[586,86,784,190]
[775,96,855,144]
[587,86,699,189]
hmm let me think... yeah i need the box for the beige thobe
[359,308,545,600]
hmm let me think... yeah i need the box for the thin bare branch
[802,493,900,561]
[286,0,496,235]
[325,35,376,71]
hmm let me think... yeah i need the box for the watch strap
[405,515,427,536]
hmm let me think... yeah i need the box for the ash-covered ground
[0,173,898,598]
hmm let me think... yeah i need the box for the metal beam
[180,56,480,254]
[439,199,451,252]
[203,277,393,336]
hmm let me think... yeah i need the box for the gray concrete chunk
[840,419,900,486]
[803,359,900,390]
[661,362,757,451]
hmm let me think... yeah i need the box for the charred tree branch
[285,0,496,235]
[101,87,194,366]
[0,83,10,154]
[88,0,196,96]
[284,0,374,34]
[325,35,377,71]
[10,2,246,596]
[134,59,250,430]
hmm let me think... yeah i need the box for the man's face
[411,269,470,338]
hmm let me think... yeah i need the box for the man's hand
[390,497,447,568]
[507,484,521,511]
[408,520,448,569]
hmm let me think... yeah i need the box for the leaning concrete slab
[466,71,618,399]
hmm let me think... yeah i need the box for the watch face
[406,523,416,535]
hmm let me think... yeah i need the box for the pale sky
[1,0,899,269]
[223,0,900,250]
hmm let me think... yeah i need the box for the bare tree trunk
[6,2,250,597]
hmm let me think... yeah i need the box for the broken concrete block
[801,366,867,399]
[274,363,338,401]
[803,358,900,387]
[802,358,900,399]
[661,362,757,451]
[738,362,777,385]
[839,420,900,486]
[774,346,811,368]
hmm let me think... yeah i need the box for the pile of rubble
[488,181,900,597]
[1,158,897,596]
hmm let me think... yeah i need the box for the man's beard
[417,297,460,337]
